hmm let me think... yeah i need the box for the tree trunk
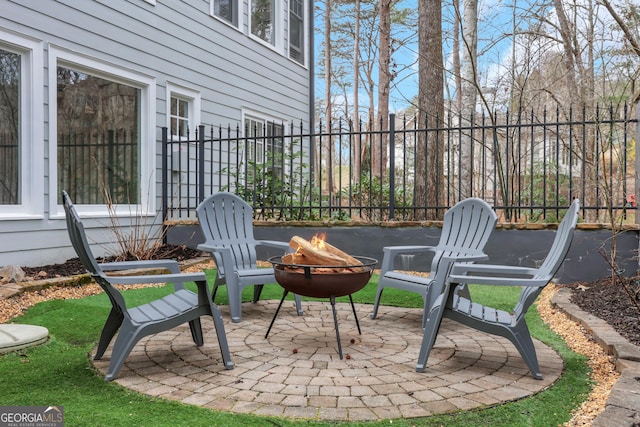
[459,0,478,199]
[416,0,444,220]
[353,0,362,180]
[375,0,392,181]
[323,0,335,194]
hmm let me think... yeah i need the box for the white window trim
[287,0,308,67]
[165,82,201,138]
[48,44,156,219]
[209,0,244,32]
[0,29,44,220]
[248,0,283,52]
[242,109,288,137]
[144,0,156,4]
[242,108,288,165]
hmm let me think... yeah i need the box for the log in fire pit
[265,235,377,359]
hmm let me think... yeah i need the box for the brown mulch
[3,246,638,426]
[19,245,204,279]
[563,276,640,347]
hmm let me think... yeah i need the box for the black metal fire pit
[265,256,377,359]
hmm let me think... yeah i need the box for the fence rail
[161,102,639,223]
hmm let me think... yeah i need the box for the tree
[458,0,478,199]
[415,0,444,220]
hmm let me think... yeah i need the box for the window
[0,32,43,217]
[166,83,201,140]
[211,0,238,27]
[57,66,141,205]
[244,114,284,182]
[0,49,21,205]
[251,0,277,46]
[50,47,155,214]
[289,0,305,64]
[171,97,189,138]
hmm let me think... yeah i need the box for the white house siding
[0,0,311,267]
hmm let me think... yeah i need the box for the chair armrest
[448,263,549,287]
[451,263,539,277]
[104,271,207,285]
[99,259,181,274]
[197,244,236,277]
[379,245,438,275]
[256,240,291,252]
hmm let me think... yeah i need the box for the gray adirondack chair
[417,198,580,379]
[370,198,498,329]
[196,192,303,323]
[62,191,234,381]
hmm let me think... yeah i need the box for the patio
[93,300,561,422]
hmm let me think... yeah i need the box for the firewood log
[288,236,348,266]
[319,241,363,267]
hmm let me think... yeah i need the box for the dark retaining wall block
[167,223,638,283]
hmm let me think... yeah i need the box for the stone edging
[552,288,640,426]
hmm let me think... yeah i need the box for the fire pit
[265,255,377,359]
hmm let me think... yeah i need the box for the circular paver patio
[93,301,562,422]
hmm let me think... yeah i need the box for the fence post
[198,124,205,204]
[161,127,168,225]
[161,127,169,244]
[389,113,395,220]
[635,100,640,275]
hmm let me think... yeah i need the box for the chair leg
[293,293,304,316]
[227,285,243,323]
[252,284,264,303]
[416,294,447,372]
[188,318,204,346]
[209,302,234,370]
[104,324,139,381]
[509,322,542,380]
[369,285,384,319]
[95,308,123,360]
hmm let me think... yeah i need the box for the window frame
[248,0,282,50]
[210,0,241,29]
[166,82,201,140]
[48,45,156,219]
[242,109,287,180]
[0,30,44,219]
[288,0,306,65]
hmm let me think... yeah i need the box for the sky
[313,0,631,116]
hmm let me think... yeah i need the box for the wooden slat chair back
[370,198,498,328]
[62,191,233,381]
[417,198,580,379]
[196,192,302,323]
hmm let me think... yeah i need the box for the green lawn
[0,270,591,426]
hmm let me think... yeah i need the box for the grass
[0,270,591,426]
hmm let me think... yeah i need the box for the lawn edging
[552,287,640,426]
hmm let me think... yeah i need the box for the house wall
[0,0,311,267]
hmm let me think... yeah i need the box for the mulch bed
[563,276,640,347]
[20,245,204,278]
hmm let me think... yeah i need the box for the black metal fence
[161,102,639,223]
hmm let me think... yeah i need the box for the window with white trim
[251,0,278,46]
[0,32,42,217]
[166,83,200,140]
[50,47,155,214]
[0,48,22,205]
[171,97,189,138]
[211,0,239,27]
[244,113,285,182]
[289,0,305,64]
